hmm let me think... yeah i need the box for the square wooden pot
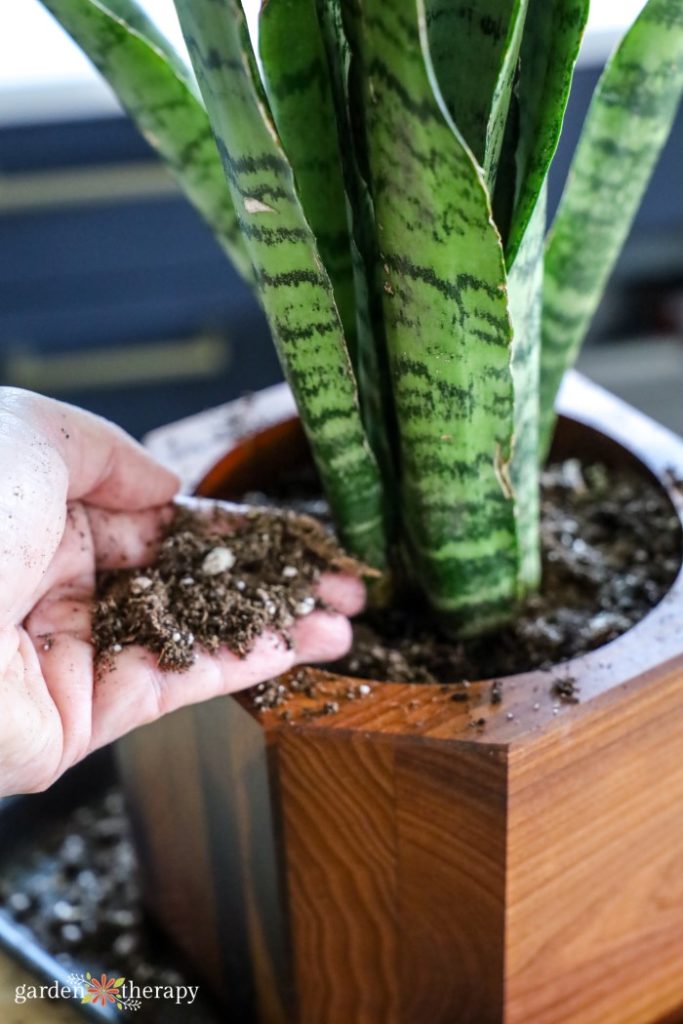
[118,374,683,1024]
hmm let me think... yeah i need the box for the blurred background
[1,0,682,440]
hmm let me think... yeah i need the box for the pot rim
[178,372,683,744]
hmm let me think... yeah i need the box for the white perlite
[131,576,153,593]
[295,596,316,616]
[201,546,236,575]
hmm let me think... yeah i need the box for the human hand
[0,389,364,797]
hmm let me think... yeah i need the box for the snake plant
[41,0,683,633]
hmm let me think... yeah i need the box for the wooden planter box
[118,374,683,1024]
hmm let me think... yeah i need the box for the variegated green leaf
[506,0,589,266]
[541,0,683,451]
[356,0,534,625]
[39,0,253,283]
[313,0,402,502]
[174,0,387,567]
[507,184,546,590]
[258,0,357,362]
[261,0,394,485]
[491,90,520,245]
[425,0,529,190]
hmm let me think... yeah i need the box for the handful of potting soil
[92,501,366,672]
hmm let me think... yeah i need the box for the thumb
[0,390,179,626]
[0,410,68,625]
[0,389,179,510]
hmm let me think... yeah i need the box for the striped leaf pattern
[541,0,683,451]
[314,0,402,506]
[258,0,357,364]
[506,0,589,266]
[425,0,529,191]
[43,0,682,634]
[507,184,546,592]
[39,0,253,283]
[355,0,528,625]
[174,0,388,568]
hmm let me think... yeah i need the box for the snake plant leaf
[312,0,402,502]
[39,0,253,284]
[174,0,387,567]
[507,184,546,590]
[425,0,529,191]
[356,0,535,626]
[258,0,358,365]
[491,90,520,246]
[505,0,589,266]
[259,0,398,518]
[541,0,683,452]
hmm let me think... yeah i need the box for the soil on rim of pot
[242,459,682,685]
[92,505,367,672]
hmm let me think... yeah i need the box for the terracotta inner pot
[188,394,683,701]
[195,412,665,503]
[195,416,308,501]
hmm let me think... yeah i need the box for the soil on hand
[93,505,361,672]
[94,459,680,686]
[328,460,681,683]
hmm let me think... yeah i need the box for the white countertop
[0,0,647,128]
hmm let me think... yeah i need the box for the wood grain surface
[506,658,683,1024]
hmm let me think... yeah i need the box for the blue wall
[1,65,681,437]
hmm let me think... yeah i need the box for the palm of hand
[0,391,361,797]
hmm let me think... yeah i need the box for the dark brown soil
[94,459,680,688]
[93,505,365,672]
[327,460,681,683]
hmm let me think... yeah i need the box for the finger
[19,502,95,624]
[31,630,95,774]
[88,507,368,607]
[89,633,298,750]
[291,610,354,663]
[88,502,241,570]
[0,627,64,795]
[90,603,356,750]
[0,388,179,512]
[87,506,174,569]
[0,408,68,625]
[317,573,366,617]
[26,587,92,642]
[25,582,95,774]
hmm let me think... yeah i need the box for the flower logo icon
[81,972,126,1010]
